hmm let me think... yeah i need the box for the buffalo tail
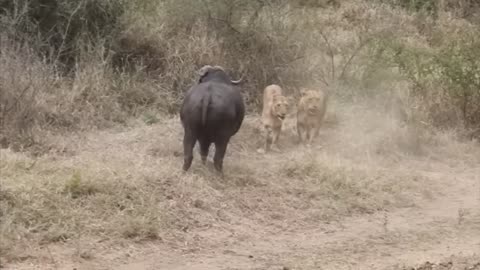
[201,92,211,126]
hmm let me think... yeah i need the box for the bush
[0,37,55,149]
[435,39,480,127]
[0,0,125,71]
[386,0,437,15]
[1,0,317,149]
[373,30,480,128]
[1,0,479,150]
[379,0,480,22]
[291,0,341,8]
[119,0,313,111]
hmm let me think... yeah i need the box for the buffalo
[180,65,245,174]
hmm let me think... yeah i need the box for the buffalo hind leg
[183,131,196,171]
[213,138,230,174]
[199,138,210,165]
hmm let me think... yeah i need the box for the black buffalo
[180,65,245,174]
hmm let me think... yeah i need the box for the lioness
[260,84,289,152]
[296,88,328,145]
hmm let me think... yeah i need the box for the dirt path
[111,167,480,270]
[12,182,477,270]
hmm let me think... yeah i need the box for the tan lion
[296,88,328,145]
[260,84,289,153]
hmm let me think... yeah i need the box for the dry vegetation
[397,256,480,270]
[1,0,480,269]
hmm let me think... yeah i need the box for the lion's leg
[308,130,314,144]
[307,126,315,145]
[271,127,281,152]
[314,125,320,138]
[297,122,306,143]
[302,125,311,145]
[312,123,321,142]
[264,126,273,152]
[296,117,302,141]
[307,124,317,144]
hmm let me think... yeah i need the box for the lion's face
[301,90,322,115]
[272,95,289,120]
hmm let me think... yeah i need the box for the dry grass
[1,0,480,267]
[2,0,479,150]
[395,255,480,270]
[3,95,473,263]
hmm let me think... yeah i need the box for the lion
[260,84,289,153]
[296,88,328,145]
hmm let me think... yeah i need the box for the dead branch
[317,28,336,82]
[338,36,374,82]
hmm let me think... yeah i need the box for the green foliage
[63,171,99,199]
[391,43,437,94]
[435,40,480,126]
[290,0,340,8]
[375,34,480,127]
[380,0,437,16]
[379,0,480,22]
[142,112,160,125]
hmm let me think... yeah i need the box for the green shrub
[379,0,437,16]
[435,39,480,127]
[374,32,480,128]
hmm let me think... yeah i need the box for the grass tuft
[63,171,100,199]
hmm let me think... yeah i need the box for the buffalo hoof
[182,163,191,172]
[213,166,224,178]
